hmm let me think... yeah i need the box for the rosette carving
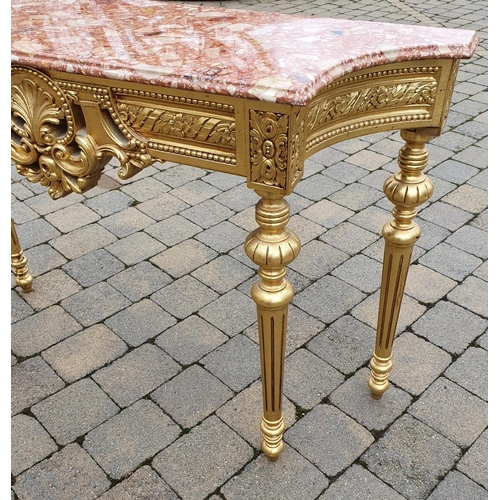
[250,111,289,189]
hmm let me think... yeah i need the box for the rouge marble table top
[11,0,478,105]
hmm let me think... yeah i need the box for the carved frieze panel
[306,66,441,153]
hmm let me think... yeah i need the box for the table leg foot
[369,129,434,399]
[11,219,33,292]
[245,190,300,460]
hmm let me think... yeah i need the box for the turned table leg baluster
[11,219,33,292]
[369,129,435,399]
[244,190,301,460]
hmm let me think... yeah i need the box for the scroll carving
[11,66,153,199]
[249,110,289,189]
[308,81,437,132]
[117,103,236,148]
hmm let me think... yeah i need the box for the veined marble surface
[11,0,478,104]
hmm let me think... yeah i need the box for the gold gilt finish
[11,220,33,292]
[369,129,434,398]
[12,57,458,460]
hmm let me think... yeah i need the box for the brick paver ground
[11,0,487,498]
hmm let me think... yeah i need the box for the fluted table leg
[244,190,301,460]
[11,219,33,292]
[369,129,435,399]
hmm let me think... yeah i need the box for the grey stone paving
[11,0,488,499]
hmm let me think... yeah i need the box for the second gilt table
[11,0,478,461]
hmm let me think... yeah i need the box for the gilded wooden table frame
[12,56,459,460]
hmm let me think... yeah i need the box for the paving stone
[323,161,370,185]
[470,208,487,231]
[331,254,383,293]
[390,332,452,396]
[12,443,110,500]
[11,181,36,201]
[21,269,81,311]
[192,254,255,294]
[202,171,245,191]
[11,290,34,324]
[456,429,487,489]
[50,224,117,260]
[213,182,260,211]
[346,149,392,171]
[299,199,354,229]
[307,315,375,375]
[120,176,170,201]
[23,244,67,278]
[293,173,343,200]
[169,179,222,205]
[320,464,405,500]
[11,357,65,416]
[228,205,259,232]
[221,444,328,500]
[445,224,487,259]
[284,349,343,410]
[181,198,235,228]
[61,281,131,327]
[285,404,374,477]
[98,206,155,237]
[195,220,248,253]
[152,416,253,500]
[447,275,487,317]
[329,368,411,431]
[418,242,482,281]
[427,470,487,500]
[11,414,58,477]
[414,218,451,251]
[441,184,488,214]
[62,248,125,287]
[152,275,219,320]
[32,378,119,445]
[42,324,128,383]
[104,299,176,347]
[444,346,488,401]
[328,182,384,211]
[201,334,260,392]
[349,205,391,235]
[412,301,487,355]
[244,303,325,357]
[84,189,134,217]
[136,192,190,221]
[408,377,487,447]
[24,191,84,216]
[150,238,218,279]
[288,214,327,243]
[362,415,461,500]
[216,381,297,449]
[419,201,474,231]
[107,261,172,301]
[151,364,233,428]
[145,215,202,247]
[199,289,256,336]
[45,203,101,233]
[154,163,206,188]
[105,231,166,265]
[289,240,348,280]
[11,305,82,357]
[293,275,366,324]
[319,222,379,255]
[452,144,488,169]
[15,218,61,250]
[428,159,479,184]
[404,264,457,304]
[467,168,487,190]
[156,315,228,365]
[92,343,180,408]
[97,466,179,500]
[83,399,180,480]
[12,201,39,224]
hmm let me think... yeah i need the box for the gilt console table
[11,0,478,460]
